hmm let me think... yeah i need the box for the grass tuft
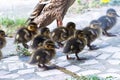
[0,17,27,35]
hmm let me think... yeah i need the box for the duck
[98,8,119,36]
[29,39,56,70]
[14,22,38,49]
[82,20,102,50]
[26,0,50,23]
[30,0,75,28]
[0,30,6,60]
[30,27,50,49]
[51,22,76,47]
[63,30,87,60]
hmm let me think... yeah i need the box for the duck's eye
[28,25,36,31]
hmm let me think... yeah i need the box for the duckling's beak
[115,12,120,17]
[116,14,120,17]
[54,45,59,49]
[4,35,8,37]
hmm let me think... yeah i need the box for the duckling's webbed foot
[66,55,75,60]
[0,50,2,60]
[106,33,116,37]
[103,31,116,37]
[75,53,81,60]
[88,44,99,50]
[22,43,29,49]
[38,64,56,70]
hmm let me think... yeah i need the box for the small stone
[8,62,24,71]
[57,56,66,61]
[85,51,101,57]
[18,68,35,75]
[78,70,101,76]
[65,65,81,72]
[80,59,99,65]
[99,46,120,53]
[36,69,63,77]
[98,73,120,78]
[56,61,70,67]
[25,63,36,68]
[112,52,120,59]
[106,68,120,73]
[0,70,9,76]
[0,73,19,79]
[2,56,19,61]
[97,54,111,60]
[107,60,120,65]
[15,79,25,80]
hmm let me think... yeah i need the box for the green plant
[0,17,14,27]
[66,75,101,80]
[0,17,27,35]
[66,75,118,80]
[16,45,31,56]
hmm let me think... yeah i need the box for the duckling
[51,22,76,47]
[0,30,6,60]
[29,39,56,70]
[14,22,38,49]
[66,22,76,37]
[98,8,119,36]
[51,26,69,47]
[63,30,87,60]
[31,27,50,49]
[83,20,102,50]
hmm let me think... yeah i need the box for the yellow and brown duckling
[29,39,56,70]
[63,30,87,60]
[30,27,50,49]
[83,20,102,50]
[14,22,38,49]
[98,8,119,36]
[66,22,76,37]
[0,30,6,60]
[51,22,76,47]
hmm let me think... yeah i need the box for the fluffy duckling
[63,30,87,60]
[14,22,38,49]
[31,27,50,49]
[98,8,119,36]
[83,20,102,50]
[66,22,76,37]
[0,30,6,60]
[29,39,56,70]
[51,22,76,47]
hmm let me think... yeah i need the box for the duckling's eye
[1,33,5,36]
[28,25,36,31]
[36,56,40,60]
[93,24,96,27]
